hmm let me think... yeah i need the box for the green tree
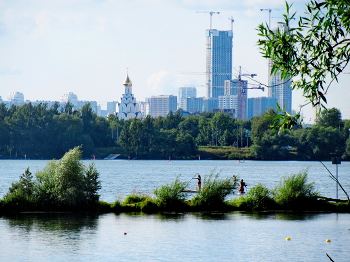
[195,116,211,146]
[178,116,200,138]
[297,125,343,160]
[257,1,350,130]
[3,168,36,210]
[316,107,342,129]
[35,146,101,209]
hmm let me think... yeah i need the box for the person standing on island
[194,174,201,191]
[238,179,247,194]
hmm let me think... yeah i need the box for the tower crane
[197,11,220,30]
[260,8,280,28]
[228,16,234,31]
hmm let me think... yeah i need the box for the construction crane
[228,16,234,31]
[260,8,280,28]
[197,11,220,30]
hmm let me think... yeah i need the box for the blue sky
[0,0,349,122]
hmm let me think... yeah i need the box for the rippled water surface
[1,160,349,202]
[0,212,349,261]
[0,160,349,261]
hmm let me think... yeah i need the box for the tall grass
[241,183,274,211]
[191,173,237,209]
[273,169,318,209]
[153,176,187,210]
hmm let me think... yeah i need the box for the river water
[0,160,349,261]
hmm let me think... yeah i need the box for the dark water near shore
[0,160,349,261]
[1,212,349,261]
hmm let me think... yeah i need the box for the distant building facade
[218,79,248,120]
[203,97,218,112]
[248,97,277,119]
[8,92,24,105]
[150,95,177,117]
[206,29,233,98]
[183,97,204,113]
[107,101,118,115]
[268,24,292,113]
[139,100,150,118]
[178,87,197,110]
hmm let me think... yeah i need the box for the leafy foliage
[191,173,237,208]
[34,146,101,210]
[257,0,350,131]
[273,169,319,209]
[153,176,187,210]
[3,168,36,209]
[240,183,274,211]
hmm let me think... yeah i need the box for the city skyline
[1,0,349,122]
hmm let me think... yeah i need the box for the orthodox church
[117,74,142,120]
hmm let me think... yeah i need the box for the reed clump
[236,183,275,211]
[190,173,238,210]
[153,176,188,211]
[273,169,319,210]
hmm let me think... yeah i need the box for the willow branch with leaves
[257,0,350,131]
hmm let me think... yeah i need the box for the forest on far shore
[0,102,349,161]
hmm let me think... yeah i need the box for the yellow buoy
[326,239,331,242]
[286,237,291,241]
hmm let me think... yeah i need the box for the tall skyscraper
[268,24,292,113]
[206,29,233,98]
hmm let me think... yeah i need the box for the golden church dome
[123,75,132,86]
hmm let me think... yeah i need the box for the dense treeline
[1,102,350,160]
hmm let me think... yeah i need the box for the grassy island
[0,147,349,215]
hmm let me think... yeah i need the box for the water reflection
[235,211,324,221]
[3,213,98,232]
[192,212,231,220]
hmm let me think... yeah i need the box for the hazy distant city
[0,24,292,120]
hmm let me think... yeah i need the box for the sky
[0,0,349,122]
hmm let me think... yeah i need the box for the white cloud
[146,71,177,95]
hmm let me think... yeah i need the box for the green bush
[35,146,101,210]
[2,146,102,212]
[123,194,149,205]
[140,199,159,213]
[191,173,237,209]
[273,169,319,210]
[2,168,37,211]
[241,183,274,211]
[154,176,187,210]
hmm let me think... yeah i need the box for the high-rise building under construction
[206,29,233,98]
[268,24,292,113]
